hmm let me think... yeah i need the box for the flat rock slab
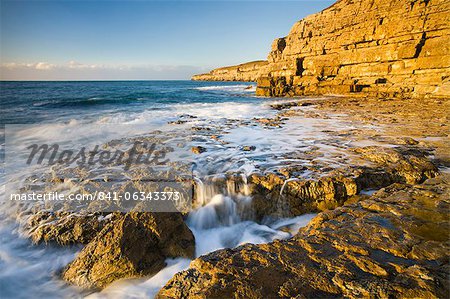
[158,174,449,298]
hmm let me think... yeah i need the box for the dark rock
[192,146,207,154]
[241,145,256,151]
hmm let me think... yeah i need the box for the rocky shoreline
[8,92,448,297]
[156,96,449,298]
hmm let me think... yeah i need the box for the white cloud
[0,60,210,80]
[34,62,56,70]
[67,60,108,70]
[1,62,57,70]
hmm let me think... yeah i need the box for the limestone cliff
[192,0,450,98]
[192,60,268,82]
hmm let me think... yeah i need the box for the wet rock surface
[192,145,207,154]
[245,144,438,220]
[62,212,195,290]
[28,212,109,245]
[158,174,450,298]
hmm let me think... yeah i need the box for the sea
[0,81,318,298]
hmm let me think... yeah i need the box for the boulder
[62,212,195,290]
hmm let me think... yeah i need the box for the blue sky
[0,0,333,80]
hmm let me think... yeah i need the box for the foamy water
[0,220,81,298]
[1,82,366,298]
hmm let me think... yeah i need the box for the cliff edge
[192,0,450,98]
[192,60,268,82]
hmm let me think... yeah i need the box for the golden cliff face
[191,61,268,82]
[193,0,450,98]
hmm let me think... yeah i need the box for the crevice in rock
[351,84,371,92]
[413,32,427,58]
[375,78,387,84]
[295,58,305,76]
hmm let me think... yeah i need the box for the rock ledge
[158,174,449,298]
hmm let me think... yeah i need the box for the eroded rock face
[192,60,268,82]
[193,0,450,98]
[158,174,449,298]
[62,212,195,290]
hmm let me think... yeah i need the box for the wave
[29,93,176,109]
[194,85,256,93]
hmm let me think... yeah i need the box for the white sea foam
[0,221,80,298]
[194,84,256,93]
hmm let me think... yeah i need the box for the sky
[0,0,334,80]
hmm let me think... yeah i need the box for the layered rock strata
[193,0,450,98]
[158,174,450,298]
[192,60,268,82]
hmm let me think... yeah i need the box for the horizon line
[0,79,197,82]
